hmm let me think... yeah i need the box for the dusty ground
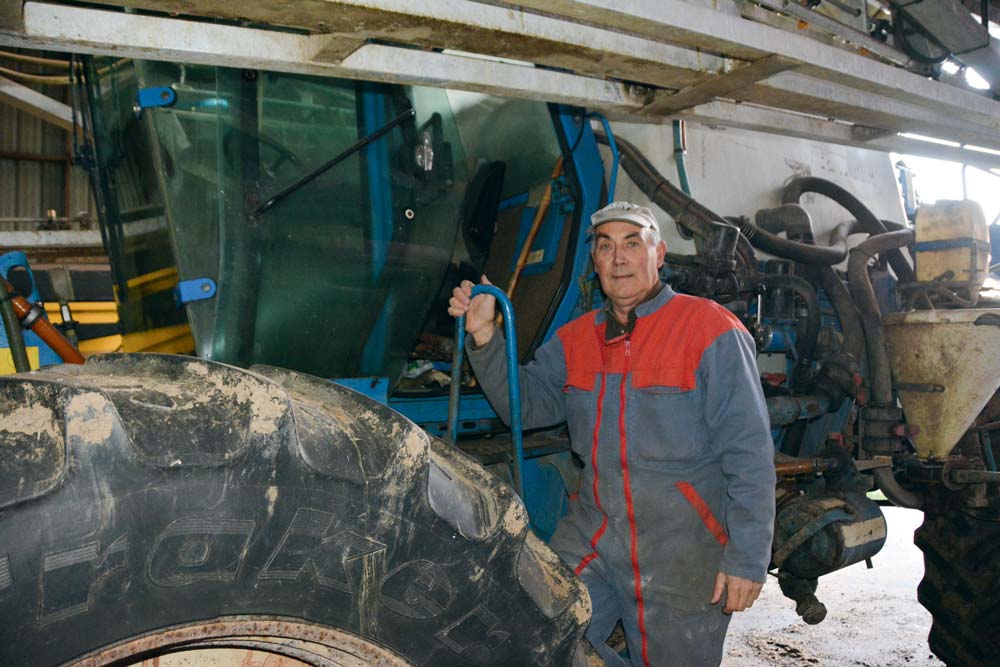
[723,507,945,667]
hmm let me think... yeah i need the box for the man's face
[591,220,667,309]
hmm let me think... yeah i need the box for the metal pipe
[672,119,691,196]
[447,324,464,445]
[449,286,526,500]
[767,394,831,426]
[982,430,997,472]
[950,469,1000,484]
[253,107,415,218]
[0,281,31,372]
[775,458,833,476]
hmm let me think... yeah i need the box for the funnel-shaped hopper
[882,308,1000,460]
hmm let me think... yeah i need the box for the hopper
[882,308,1000,460]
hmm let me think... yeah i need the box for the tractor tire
[0,353,597,666]
[915,509,1000,667]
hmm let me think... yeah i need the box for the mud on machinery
[1,23,1000,667]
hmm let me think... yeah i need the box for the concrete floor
[723,507,945,667]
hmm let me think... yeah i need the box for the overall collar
[596,281,675,341]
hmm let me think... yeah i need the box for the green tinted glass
[133,63,467,381]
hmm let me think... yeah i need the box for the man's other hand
[448,275,497,347]
[711,572,763,614]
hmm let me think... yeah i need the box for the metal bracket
[175,278,216,305]
[135,86,177,115]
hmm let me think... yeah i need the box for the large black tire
[915,510,1000,667]
[0,353,597,666]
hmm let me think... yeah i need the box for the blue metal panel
[588,112,619,200]
[510,204,566,277]
[542,106,607,342]
[498,192,529,210]
[0,252,42,303]
[391,394,498,436]
[522,457,569,541]
[360,84,395,373]
[0,251,60,368]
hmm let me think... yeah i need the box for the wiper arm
[253,107,415,218]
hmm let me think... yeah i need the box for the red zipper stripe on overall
[574,355,609,576]
[620,338,650,667]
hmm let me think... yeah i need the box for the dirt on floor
[723,507,945,667]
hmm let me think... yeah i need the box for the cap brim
[586,218,652,234]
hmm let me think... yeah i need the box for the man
[449,201,775,666]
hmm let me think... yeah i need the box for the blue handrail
[448,285,526,500]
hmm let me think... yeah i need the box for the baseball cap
[587,201,659,235]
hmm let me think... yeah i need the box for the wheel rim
[67,617,413,667]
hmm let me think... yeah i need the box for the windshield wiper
[253,107,415,218]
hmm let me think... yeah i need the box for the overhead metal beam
[72,0,729,90]
[741,0,912,67]
[679,100,1000,172]
[0,74,73,131]
[4,1,1000,166]
[507,0,1000,129]
[53,0,1000,148]
[738,72,1000,149]
[1,3,646,110]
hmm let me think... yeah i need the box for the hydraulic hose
[813,266,865,364]
[742,201,852,266]
[873,466,922,509]
[782,177,915,283]
[738,213,851,265]
[846,229,922,510]
[847,230,913,406]
[594,130,732,242]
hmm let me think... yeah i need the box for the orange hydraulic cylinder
[5,280,85,364]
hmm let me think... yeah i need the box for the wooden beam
[0,74,74,131]
[0,0,22,31]
[642,55,798,115]
[75,0,728,90]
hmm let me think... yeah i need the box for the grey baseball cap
[587,201,659,235]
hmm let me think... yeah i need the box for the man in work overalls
[449,201,775,666]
